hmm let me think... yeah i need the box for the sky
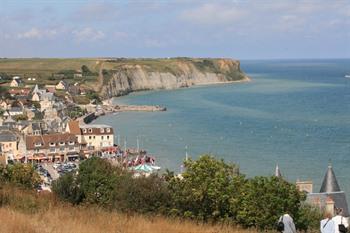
[0,0,349,59]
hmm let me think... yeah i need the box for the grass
[0,184,260,233]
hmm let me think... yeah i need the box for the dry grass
[0,206,259,233]
[0,185,260,233]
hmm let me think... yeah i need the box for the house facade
[0,131,19,160]
[26,133,80,162]
[55,80,67,90]
[66,121,114,152]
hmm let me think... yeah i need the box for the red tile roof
[26,133,78,150]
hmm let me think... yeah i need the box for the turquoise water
[94,59,350,197]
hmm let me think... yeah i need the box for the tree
[76,157,117,207]
[114,174,171,214]
[166,155,245,221]
[52,172,83,205]
[236,176,304,230]
[5,164,41,189]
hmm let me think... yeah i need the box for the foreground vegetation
[0,185,256,233]
[0,155,322,232]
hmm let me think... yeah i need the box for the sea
[94,59,350,199]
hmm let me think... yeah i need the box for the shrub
[2,164,41,189]
[236,176,304,230]
[52,172,83,205]
[166,155,245,221]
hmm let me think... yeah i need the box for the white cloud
[180,3,246,25]
[17,27,57,39]
[72,27,105,42]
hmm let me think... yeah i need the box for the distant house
[55,80,68,90]
[68,85,81,96]
[3,107,23,117]
[296,164,349,217]
[45,85,56,93]
[74,70,83,78]
[66,121,114,152]
[31,92,40,102]
[10,78,22,87]
[26,133,80,162]
[0,130,19,159]
[8,88,31,97]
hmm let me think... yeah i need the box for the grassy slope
[0,185,258,233]
[0,58,246,95]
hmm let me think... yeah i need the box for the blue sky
[0,0,349,59]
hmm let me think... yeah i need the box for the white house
[10,79,21,87]
[55,80,68,90]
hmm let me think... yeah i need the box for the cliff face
[100,58,249,98]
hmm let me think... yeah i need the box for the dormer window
[50,142,55,147]
[69,141,74,145]
[59,142,65,146]
[83,129,87,133]
[34,142,41,147]
[100,128,104,133]
[88,128,92,133]
[106,128,110,133]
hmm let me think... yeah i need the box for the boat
[345,75,350,78]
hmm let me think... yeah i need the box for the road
[42,163,60,180]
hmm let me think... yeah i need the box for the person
[332,208,349,233]
[320,212,335,233]
[278,213,296,233]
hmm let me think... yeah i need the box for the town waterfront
[94,59,350,198]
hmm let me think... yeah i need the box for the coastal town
[0,75,162,190]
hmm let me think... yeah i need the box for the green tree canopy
[236,176,305,230]
[166,155,245,221]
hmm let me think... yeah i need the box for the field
[0,185,258,233]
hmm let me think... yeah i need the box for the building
[8,88,31,97]
[297,164,349,217]
[0,130,19,161]
[10,77,22,87]
[55,80,68,90]
[25,133,80,162]
[66,121,114,152]
[40,93,55,111]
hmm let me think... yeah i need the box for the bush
[166,155,245,221]
[1,163,41,189]
[236,176,304,230]
[114,174,171,214]
[52,172,83,205]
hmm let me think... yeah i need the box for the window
[50,148,55,153]
[83,129,87,133]
[88,128,92,133]
[35,149,39,153]
[60,147,64,151]
[106,128,110,133]
[107,136,109,139]
[9,143,12,146]
[93,136,95,139]
[69,146,74,151]
[101,136,104,140]
[100,128,104,133]
[89,136,92,139]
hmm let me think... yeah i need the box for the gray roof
[307,192,349,217]
[0,131,17,142]
[320,164,341,193]
[275,164,282,177]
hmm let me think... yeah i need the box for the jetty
[112,104,166,112]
